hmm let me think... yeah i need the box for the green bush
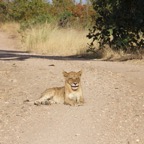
[20,14,52,30]
[9,0,49,21]
[58,11,72,27]
[0,0,95,29]
[0,0,52,23]
[0,1,9,22]
[87,0,144,53]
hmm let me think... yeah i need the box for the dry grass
[101,46,125,60]
[1,22,141,61]
[0,22,20,35]
[22,24,90,56]
[84,43,125,60]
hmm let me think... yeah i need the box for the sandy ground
[0,31,144,144]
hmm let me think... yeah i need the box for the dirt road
[0,31,144,144]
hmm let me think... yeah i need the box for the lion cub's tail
[23,99,35,105]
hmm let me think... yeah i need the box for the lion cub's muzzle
[71,83,79,90]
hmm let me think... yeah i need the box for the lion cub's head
[63,71,82,91]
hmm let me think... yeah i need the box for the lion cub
[34,71,84,106]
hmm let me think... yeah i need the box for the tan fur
[34,71,84,106]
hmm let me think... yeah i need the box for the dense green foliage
[0,0,52,29]
[0,0,94,29]
[87,0,144,53]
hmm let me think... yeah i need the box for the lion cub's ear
[63,71,69,77]
[78,70,82,76]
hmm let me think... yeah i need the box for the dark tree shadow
[0,49,89,61]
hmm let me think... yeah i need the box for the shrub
[87,0,144,53]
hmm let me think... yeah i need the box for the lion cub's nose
[74,82,77,85]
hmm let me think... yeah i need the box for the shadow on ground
[0,50,89,61]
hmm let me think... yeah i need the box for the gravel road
[0,31,144,144]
